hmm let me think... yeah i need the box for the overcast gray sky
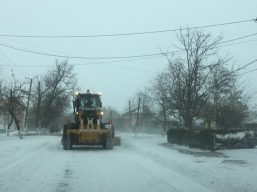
[0,0,256,111]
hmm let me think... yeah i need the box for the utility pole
[212,69,218,148]
[10,89,22,139]
[129,100,132,130]
[35,81,41,132]
[24,78,32,131]
[135,98,141,137]
[8,89,13,136]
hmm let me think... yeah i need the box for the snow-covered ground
[0,132,256,192]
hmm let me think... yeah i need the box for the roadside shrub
[167,128,257,151]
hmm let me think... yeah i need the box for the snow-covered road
[0,133,256,192]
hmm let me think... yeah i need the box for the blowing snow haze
[1,1,257,192]
[0,0,256,111]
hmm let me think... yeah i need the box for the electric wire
[216,39,257,49]
[0,32,256,61]
[0,41,183,60]
[0,38,256,68]
[0,37,73,56]
[238,68,257,76]
[217,32,257,45]
[0,49,28,77]
[235,59,257,75]
[236,58,257,76]
[0,18,255,38]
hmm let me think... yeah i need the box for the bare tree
[166,29,231,130]
[129,89,155,134]
[1,79,13,136]
[0,81,26,138]
[38,60,77,131]
[213,70,248,129]
[150,72,170,132]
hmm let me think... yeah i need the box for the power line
[0,55,165,69]
[216,39,257,48]
[0,49,32,75]
[0,41,183,60]
[0,36,73,56]
[0,32,256,60]
[0,33,257,60]
[0,55,163,67]
[233,59,257,76]
[217,32,257,45]
[71,39,257,65]
[238,68,257,76]
[0,38,256,68]
[72,56,164,66]
[1,53,256,77]
[235,59,257,75]
[0,18,255,38]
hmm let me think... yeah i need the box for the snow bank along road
[0,133,256,192]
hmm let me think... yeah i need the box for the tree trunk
[7,117,13,136]
[9,110,22,139]
[162,106,167,136]
[184,114,193,130]
[13,116,22,139]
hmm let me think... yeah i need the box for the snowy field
[0,132,256,192]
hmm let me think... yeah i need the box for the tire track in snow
[119,134,216,192]
[55,164,73,192]
[0,136,68,192]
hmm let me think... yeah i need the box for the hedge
[167,128,257,151]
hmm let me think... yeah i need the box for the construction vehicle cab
[62,90,114,150]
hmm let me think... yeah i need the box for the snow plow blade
[113,136,121,146]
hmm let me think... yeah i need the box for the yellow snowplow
[62,90,121,150]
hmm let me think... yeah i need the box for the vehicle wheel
[102,136,107,148]
[63,138,72,150]
[111,125,115,138]
[105,137,113,150]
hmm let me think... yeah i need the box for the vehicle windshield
[79,94,101,109]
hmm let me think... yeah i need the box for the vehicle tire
[105,137,113,150]
[63,138,72,150]
[111,125,115,138]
